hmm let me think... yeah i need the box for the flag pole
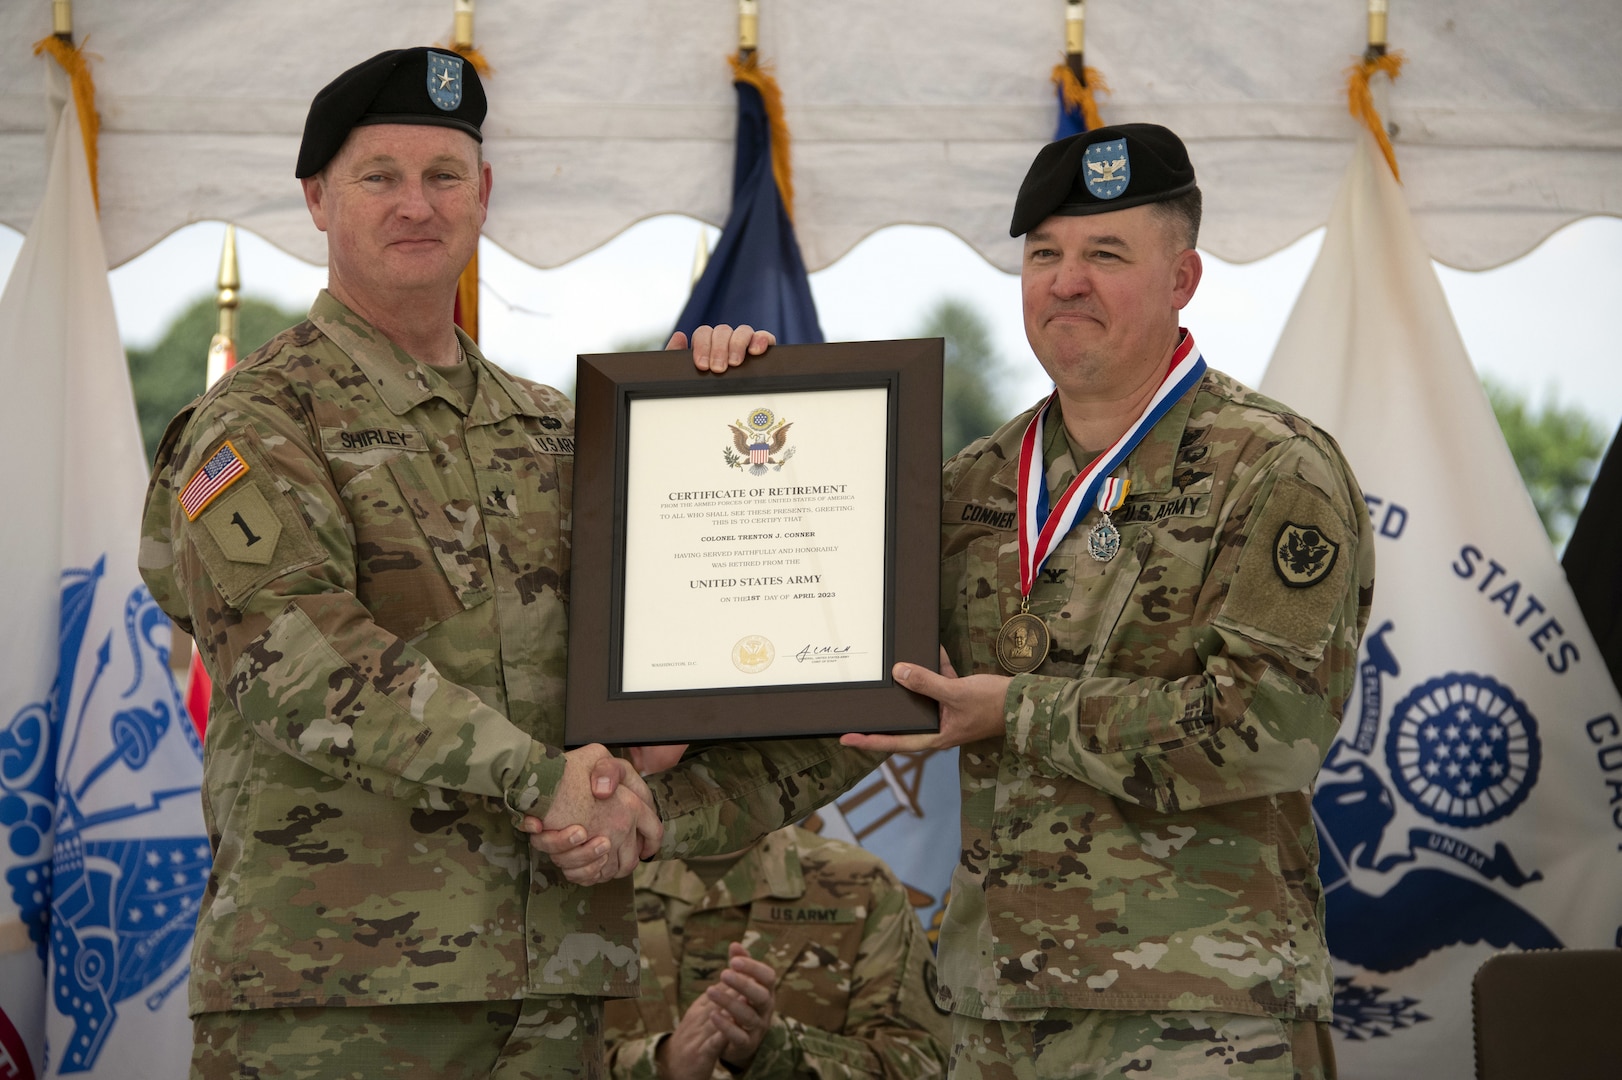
[1347,0,1404,181]
[1065,0,1085,88]
[738,0,758,64]
[206,224,239,387]
[1366,0,1389,60]
[1053,0,1106,135]
[186,224,242,730]
[450,0,482,341]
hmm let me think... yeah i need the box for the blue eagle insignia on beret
[427,52,465,111]
[1083,138,1130,200]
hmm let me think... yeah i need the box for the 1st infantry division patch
[1274,521,1339,588]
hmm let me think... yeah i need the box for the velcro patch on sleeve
[1214,474,1353,663]
[201,484,283,566]
[178,439,248,520]
[182,428,324,609]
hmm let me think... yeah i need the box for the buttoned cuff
[730,1018,793,1079]
[1004,673,1057,761]
[501,738,568,824]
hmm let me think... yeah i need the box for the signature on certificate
[794,644,854,664]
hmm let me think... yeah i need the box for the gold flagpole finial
[453,0,475,51]
[216,224,240,345]
[739,0,759,63]
[52,0,72,41]
[1366,0,1389,60]
[207,225,240,388]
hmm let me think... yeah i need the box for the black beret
[1009,123,1197,237]
[296,47,487,178]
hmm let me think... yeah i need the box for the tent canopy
[1,0,1616,274]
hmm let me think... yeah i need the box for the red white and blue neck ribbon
[1016,331,1206,598]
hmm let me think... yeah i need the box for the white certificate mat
[620,387,890,692]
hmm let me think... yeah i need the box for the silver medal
[1087,515,1120,562]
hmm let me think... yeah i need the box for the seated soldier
[606,747,948,1079]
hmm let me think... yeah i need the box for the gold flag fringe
[33,36,100,212]
[729,52,795,222]
[454,251,479,342]
[1051,62,1110,132]
[447,43,493,76]
[1346,51,1406,181]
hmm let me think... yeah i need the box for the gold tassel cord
[1346,50,1406,181]
[729,52,795,223]
[33,35,100,211]
[1052,62,1110,132]
[449,43,492,77]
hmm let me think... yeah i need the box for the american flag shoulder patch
[179,439,250,520]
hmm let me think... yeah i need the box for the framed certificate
[564,339,943,745]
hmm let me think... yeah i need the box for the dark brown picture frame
[564,339,943,746]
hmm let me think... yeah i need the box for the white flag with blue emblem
[1261,130,1622,1076]
[0,79,207,1080]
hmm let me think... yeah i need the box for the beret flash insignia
[426,52,464,111]
[1082,137,1130,200]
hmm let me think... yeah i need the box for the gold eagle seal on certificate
[725,406,795,476]
[732,634,776,673]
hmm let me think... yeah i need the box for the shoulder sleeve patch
[178,439,249,520]
[1214,474,1354,663]
[200,484,283,566]
[181,428,324,609]
[1273,522,1340,588]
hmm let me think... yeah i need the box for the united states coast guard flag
[0,86,207,1079]
[1261,130,1622,1076]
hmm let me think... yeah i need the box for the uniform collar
[992,367,1206,501]
[308,290,544,423]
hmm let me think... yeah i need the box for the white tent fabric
[1,0,1617,274]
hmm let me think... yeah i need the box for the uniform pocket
[339,452,489,640]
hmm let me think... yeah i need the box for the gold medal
[996,607,1050,674]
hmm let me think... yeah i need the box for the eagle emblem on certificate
[725,406,796,475]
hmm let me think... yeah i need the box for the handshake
[518,742,669,886]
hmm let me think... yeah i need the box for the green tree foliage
[916,298,1014,459]
[1484,376,1607,546]
[127,295,305,464]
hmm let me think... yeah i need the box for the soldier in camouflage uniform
[832,126,1376,1078]
[603,825,950,1079]
[141,48,881,1079]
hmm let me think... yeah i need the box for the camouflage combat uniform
[933,352,1372,1072]
[604,826,950,1079]
[139,293,881,1067]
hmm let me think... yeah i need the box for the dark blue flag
[674,74,823,345]
[1053,61,1107,140]
[1056,78,1089,139]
